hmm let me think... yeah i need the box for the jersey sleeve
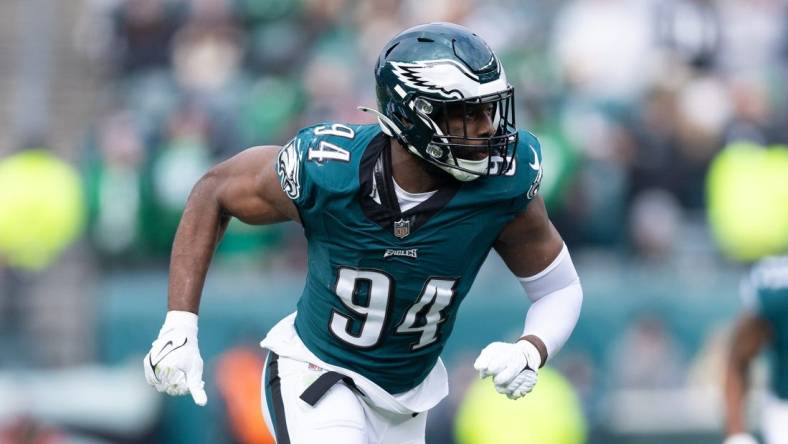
[475,129,545,216]
[275,127,314,209]
[741,256,788,315]
[275,123,367,232]
[518,130,544,202]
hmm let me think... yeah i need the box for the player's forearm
[722,315,770,435]
[519,244,582,363]
[724,360,749,436]
[521,279,582,361]
[168,175,230,314]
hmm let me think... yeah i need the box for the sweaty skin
[724,313,772,437]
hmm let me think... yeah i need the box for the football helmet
[369,22,518,181]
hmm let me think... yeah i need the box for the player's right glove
[473,339,542,400]
[723,434,758,444]
[143,310,208,406]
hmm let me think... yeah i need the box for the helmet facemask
[386,87,518,182]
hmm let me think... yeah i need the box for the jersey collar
[359,133,460,239]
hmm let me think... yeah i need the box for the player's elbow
[182,167,227,215]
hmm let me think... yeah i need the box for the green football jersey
[743,256,788,399]
[275,123,543,394]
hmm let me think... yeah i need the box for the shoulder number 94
[308,124,354,163]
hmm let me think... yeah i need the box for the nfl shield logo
[393,218,410,239]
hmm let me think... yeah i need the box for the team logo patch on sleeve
[277,139,302,200]
[527,145,542,199]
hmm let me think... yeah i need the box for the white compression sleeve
[519,244,582,359]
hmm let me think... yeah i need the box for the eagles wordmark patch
[383,248,418,259]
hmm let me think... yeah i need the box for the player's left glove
[473,339,542,400]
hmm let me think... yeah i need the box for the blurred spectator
[171,5,244,98]
[629,189,683,260]
[0,416,64,444]
[654,0,721,70]
[144,103,213,254]
[718,0,788,75]
[85,111,146,256]
[551,0,656,104]
[558,106,633,245]
[237,76,304,147]
[110,0,181,76]
[724,73,781,145]
[72,0,788,260]
[608,315,686,390]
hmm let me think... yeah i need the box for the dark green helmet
[371,22,518,181]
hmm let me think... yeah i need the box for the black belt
[300,371,361,407]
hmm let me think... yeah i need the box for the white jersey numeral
[308,141,350,163]
[329,268,457,350]
[395,278,456,349]
[309,124,354,163]
[314,123,355,138]
[330,268,391,348]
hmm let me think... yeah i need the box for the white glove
[473,340,542,400]
[143,311,208,406]
[723,434,758,444]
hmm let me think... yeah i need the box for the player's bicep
[494,196,563,277]
[211,146,299,225]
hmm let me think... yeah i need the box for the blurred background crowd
[1,0,788,443]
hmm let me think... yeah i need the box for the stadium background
[1,0,787,443]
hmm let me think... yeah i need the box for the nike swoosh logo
[148,337,188,382]
[529,145,540,171]
[153,340,174,360]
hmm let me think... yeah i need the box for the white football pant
[261,352,427,444]
[762,393,788,444]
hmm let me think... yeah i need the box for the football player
[724,256,788,444]
[144,22,583,443]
